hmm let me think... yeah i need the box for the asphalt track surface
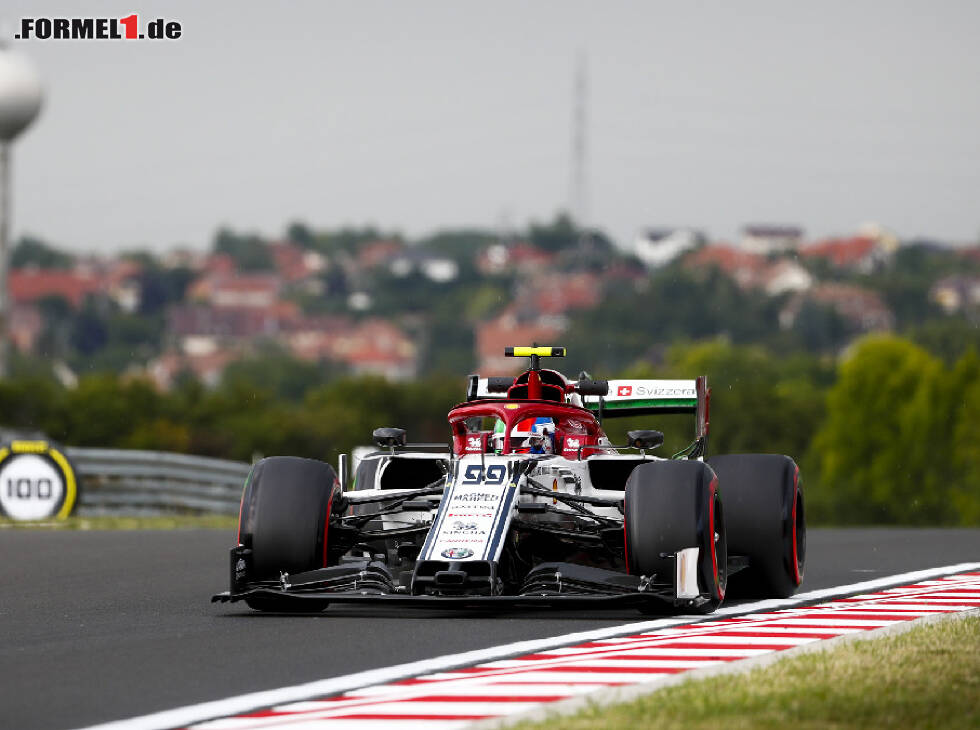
[0,528,977,730]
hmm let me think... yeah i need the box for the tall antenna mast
[571,52,588,235]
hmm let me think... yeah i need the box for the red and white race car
[214,347,805,614]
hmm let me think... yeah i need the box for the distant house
[741,225,804,254]
[516,272,602,315]
[357,240,405,271]
[8,304,42,353]
[347,291,373,312]
[283,315,353,361]
[285,316,417,381]
[685,245,812,295]
[103,259,144,312]
[162,248,207,271]
[167,304,296,357]
[686,245,767,289]
[757,259,814,296]
[332,319,418,381]
[212,275,281,309]
[388,249,459,283]
[477,242,555,276]
[930,275,980,314]
[155,313,418,387]
[268,242,326,282]
[202,253,237,277]
[800,235,888,274]
[960,247,980,266]
[187,273,282,309]
[476,309,564,374]
[148,349,239,390]
[12,258,146,313]
[780,283,895,332]
[633,228,706,268]
[8,269,102,308]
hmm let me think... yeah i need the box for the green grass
[515,614,980,730]
[0,514,237,530]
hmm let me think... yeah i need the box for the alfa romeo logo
[441,547,474,559]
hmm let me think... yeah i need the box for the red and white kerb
[191,571,980,730]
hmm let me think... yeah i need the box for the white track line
[75,562,980,730]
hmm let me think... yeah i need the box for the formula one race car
[213,347,805,614]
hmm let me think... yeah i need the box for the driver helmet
[527,419,554,455]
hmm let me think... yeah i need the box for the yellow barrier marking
[48,448,78,520]
[11,440,49,453]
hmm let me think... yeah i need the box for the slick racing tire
[708,454,804,599]
[238,456,340,587]
[624,460,727,614]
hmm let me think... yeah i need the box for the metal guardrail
[66,447,251,516]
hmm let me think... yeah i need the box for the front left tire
[237,456,340,588]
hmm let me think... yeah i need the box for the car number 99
[461,464,507,486]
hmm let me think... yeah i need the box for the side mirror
[373,427,407,449]
[576,379,609,396]
[486,376,513,393]
[627,429,664,450]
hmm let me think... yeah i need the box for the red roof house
[8,269,102,308]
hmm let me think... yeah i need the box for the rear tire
[237,456,340,593]
[708,454,804,598]
[624,461,727,613]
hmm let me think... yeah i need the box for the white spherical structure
[0,50,43,142]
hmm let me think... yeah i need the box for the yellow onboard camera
[504,346,565,358]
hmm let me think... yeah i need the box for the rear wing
[583,376,711,456]
[581,378,695,415]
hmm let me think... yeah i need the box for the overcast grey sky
[3,1,978,253]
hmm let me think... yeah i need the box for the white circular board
[0,453,66,520]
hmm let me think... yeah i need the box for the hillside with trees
[2,215,979,524]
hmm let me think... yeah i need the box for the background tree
[808,336,961,524]
[212,227,273,270]
[138,264,195,314]
[529,212,579,253]
[951,350,980,524]
[10,235,74,269]
[285,220,316,248]
[220,347,339,402]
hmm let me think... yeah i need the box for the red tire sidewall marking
[322,480,336,568]
[623,512,630,574]
[236,479,248,545]
[709,475,723,600]
[790,465,801,585]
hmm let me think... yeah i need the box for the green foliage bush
[11,235,75,269]
[808,337,980,525]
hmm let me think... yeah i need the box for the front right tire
[624,460,727,613]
